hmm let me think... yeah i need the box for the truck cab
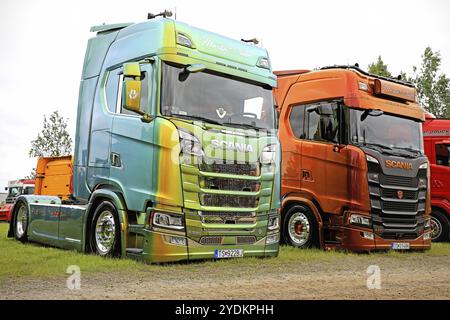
[423,112,450,241]
[8,16,281,263]
[0,179,35,221]
[275,66,431,251]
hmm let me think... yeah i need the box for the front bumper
[132,228,279,263]
[325,225,432,252]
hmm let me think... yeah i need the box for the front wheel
[430,210,449,242]
[14,201,29,242]
[90,201,121,257]
[282,205,317,248]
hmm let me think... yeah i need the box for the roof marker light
[177,33,194,48]
[358,81,369,91]
[257,57,270,69]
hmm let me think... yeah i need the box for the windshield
[350,109,424,155]
[161,62,275,131]
[8,187,22,197]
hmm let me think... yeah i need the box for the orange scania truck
[274,65,432,251]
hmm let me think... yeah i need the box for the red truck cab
[0,179,35,221]
[423,112,450,241]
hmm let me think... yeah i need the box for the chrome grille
[201,195,259,208]
[367,158,427,240]
[201,211,256,224]
[202,177,260,192]
[381,189,417,200]
[200,161,259,176]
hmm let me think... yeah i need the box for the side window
[105,68,121,113]
[121,69,149,115]
[289,105,305,138]
[305,101,340,143]
[436,144,450,167]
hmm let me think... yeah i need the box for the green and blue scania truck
[8,12,281,263]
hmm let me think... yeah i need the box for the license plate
[391,242,410,250]
[214,249,244,259]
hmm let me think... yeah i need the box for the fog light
[266,234,279,245]
[362,231,374,240]
[164,235,187,246]
[423,232,431,241]
[349,214,371,227]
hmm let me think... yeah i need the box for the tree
[368,55,392,78]
[410,47,450,118]
[24,168,36,180]
[29,110,73,157]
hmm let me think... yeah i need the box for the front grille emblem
[397,190,404,199]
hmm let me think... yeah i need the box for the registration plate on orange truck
[214,249,244,259]
[391,242,410,250]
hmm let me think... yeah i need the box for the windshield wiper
[224,121,268,131]
[393,147,421,156]
[170,114,222,126]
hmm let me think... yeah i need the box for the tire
[430,210,450,242]
[90,201,121,257]
[282,204,317,248]
[14,201,29,242]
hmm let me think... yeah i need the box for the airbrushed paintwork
[276,68,431,251]
[10,18,280,262]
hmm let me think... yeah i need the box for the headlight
[268,216,279,231]
[152,212,184,230]
[260,144,277,164]
[419,162,428,169]
[366,154,379,164]
[424,218,431,229]
[178,129,203,157]
[349,214,371,227]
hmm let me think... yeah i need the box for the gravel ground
[1,253,449,300]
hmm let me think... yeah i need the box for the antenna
[147,10,173,20]
[241,38,259,45]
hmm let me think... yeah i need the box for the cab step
[127,224,145,236]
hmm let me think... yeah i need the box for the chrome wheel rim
[16,205,27,237]
[431,217,442,240]
[95,210,116,254]
[288,212,311,246]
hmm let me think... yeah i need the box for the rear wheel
[430,210,449,242]
[282,205,317,248]
[90,201,121,257]
[14,201,29,242]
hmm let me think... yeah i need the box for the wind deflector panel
[81,31,118,80]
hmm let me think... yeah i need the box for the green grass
[1,222,449,280]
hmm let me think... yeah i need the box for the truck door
[300,101,348,214]
[110,62,156,212]
[431,142,450,200]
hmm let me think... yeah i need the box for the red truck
[0,179,35,222]
[423,112,450,241]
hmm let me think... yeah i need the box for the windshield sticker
[244,97,263,119]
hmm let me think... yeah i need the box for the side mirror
[122,62,142,114]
